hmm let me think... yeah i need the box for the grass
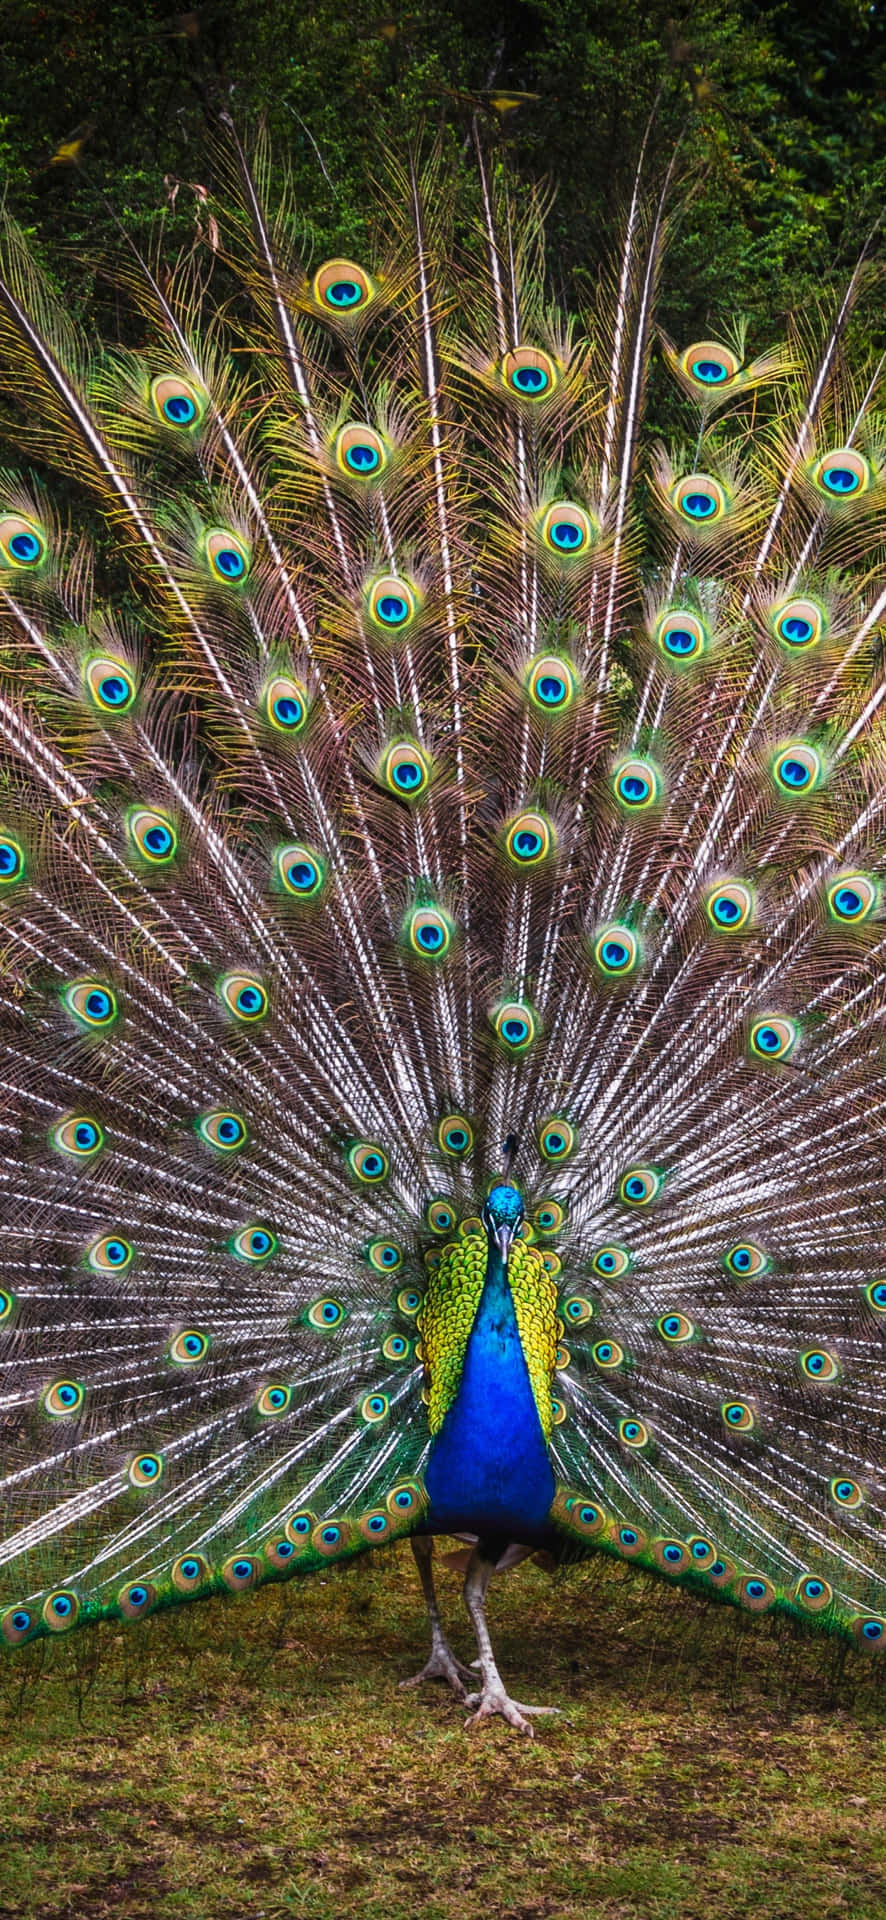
[1,1544,883,1920]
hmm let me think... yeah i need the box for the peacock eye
[852,1615,886,1646]
[0,833,25,885]
[0,1288,16,1325]
[86,1234,133,1273]
[264,675,309,735]
[264,1537,296,1568]
[150,373,206,430]
[654,609,708,664]
[307,1297,345,1329]
[361,1392,389,1422]
[678,340,740,390]
[347,1140,389,1184]
[314,259,375,313]
[525,653,580,715]
[810,447,871,499]
[670,472,728,523]
[534,1199,565,1234]
[771,595,826,651]
[654,1539,690,1575]
[492,1000,538,1052]
[749,1014,797,1061]
[561,1295,593,1326]
[615,1525,646,1556]
[705,881,754,932]
[591,1244,631,1278]
[426,1197,456,1235]
[196,1109,248,1153]
[619,1167,662,1206]
[285,1511,317,1544]
[721,1399,757,1433]
[404,904,455,960]
[367,1239,404,1272]
[772,742,823,796]
[367,575,418,634]
[256,1383,292,1416]
[863,1279,886,1315]
[380,740,432,799]
[618,1417,649,1449]
[540,501,596,557]
[206,528,250,584]
[43,1590,80,1631]
[85,654,137,714]
[218,972,268,1022]
[540,1250,562,1277]
[50,1112,105,1158]
[656,1311,695,1344]
[229,1225,277,1263]
[336,423,387,477]
[502,345,557,399]
[63,978,118,1031]
[504,809,555,866]
[538,1117,576,1161]
[830,1475,863,1509]
[827,873,877,924]
[592,924,641,977]
[0,511,47,569]
[397,1287,422,1316]
[382,1333,411,1361]
[437,1113,473,1157]
[43,1379,85,1418]
[275,843,326,899]
[169,1329,210,1366]
[800,1348,840,1383]
[172,1554,209,1591]
[613,756,662,810]
[794,1574,832,1611]
[118,1580,157,1619]
[592,1339,625,1370]
[127,1453,163,1489]
[222,1556,258,1591]
[724,1242,768,1279]
[387,1481,424,1518]
[127,807,178,864]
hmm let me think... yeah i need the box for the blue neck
[424,1238,555,1545]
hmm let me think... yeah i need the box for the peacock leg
[399,1535,475,1698]
[462,1546,559,1735]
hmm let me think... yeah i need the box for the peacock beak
[495,1222,515,1263]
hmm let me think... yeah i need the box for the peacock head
[482,1183,525,1262]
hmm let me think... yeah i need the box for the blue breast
[424,1247,556,1543]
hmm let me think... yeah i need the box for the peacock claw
[463,1686,560,1735]
[400,1646,475,1699]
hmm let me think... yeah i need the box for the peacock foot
[399,1632,475,1699]
[463,1680,560,1735]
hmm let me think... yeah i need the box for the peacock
[0,122,884,1736]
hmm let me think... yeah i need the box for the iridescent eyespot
[222,1556,258,1591]
[43,1590,79,1632]
[347,1141,388,1184]
[386,1481,426,1518]
[618,1417,649,1449]
[63,979,118,1030]
[397,1287,422,1316]
[314,259,374,313]
[799,1348,839,1383]
[172,1553,210,1591]
[654,610,708,664]
[426,1197,456,1235]
[502,345,557,399]
[0,1288,15,1325]
[264,1537,297,1569]
[197,1110,248,1153]
[795,1575,833,1612]
[359,1510,391,1540]
[538,1118,575,1161]
[708,1557,736,1588]
[313,1520,350,1557]
[206,528,250,584]
[827,874,877,924]
[656,1312,695,1344]
[749,1014,797,1061]
[771,595,826,651]
[256,1383,292,1416]
[285,1511,317,1546]
[127,1452,163,1489]
[561,1295,593,1326]
[671,472,728,523]
[654,1539,689,1575]
[592,1244,631,1279]
[118,1580,157,1619]
[0,512,47,569]
[852,1614,886,1647]
[86,1234,133,1273]
[230,1225,277,1263]
[535,1200,565,1235]
[492,1000,538,1052]
[811,448,871,499]
[380,740,432,800]
[686,1537,716,1569]
[0,833,25,885]
[736,1574,775,1611]
[127,807,177,864]
[85,654,137,714]
[678,341,740,390]
[218,973,268,1022]
[425,1249,442,1272]
[705,880,754,932]
[336,423,388,477]
[540,1250,562,1278]
[367,575,418,633]
[307,1297,345,1329]
[613,1524,646,1557]
[276,843,325,899]
[43,1379,85,1418]
[361,1392,389,1422]
[169,1329,210,1366]
[721,1399,757,1433]
[619,1167,662,1207]
[592,924,641,976]
[724,1242,769,1279]
[382,1333,411,1361]
[405,904,455,961]
[540,501,596,557]
[863,1280,886,1315]
[592,1339,625,1370]
[264,675,308,735]
[367,1239,403,1273]
[150,374,206,430]
[772,742,823,796]
[437,1114,472,1157]
[525,654,580,715]
[572,1501,606,1537]
[613,756,662,810]
[459,1216,483,1238]
[50,1113,105,1159]
[504,809,555,867]
[830,1475,863,1509]
[554,1341,571,1370]
[516,1220,536,1245]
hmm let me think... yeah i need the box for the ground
[1,1544,883,1919]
